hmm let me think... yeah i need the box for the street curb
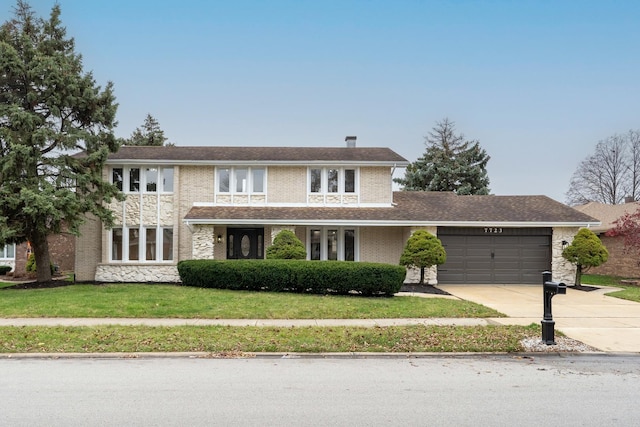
[0,351,614,360]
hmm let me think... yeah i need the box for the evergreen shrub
[177,260,406,297]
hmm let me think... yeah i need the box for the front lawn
[0,283,503,319]
[0,324,535,353]
[582,274,640,302]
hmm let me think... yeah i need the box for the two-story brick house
[74,140,599,285]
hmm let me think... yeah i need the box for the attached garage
[437,227,552,284]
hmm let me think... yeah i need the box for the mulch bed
[0,278,75,290]
[400,284,451,295]
[571,284,600,292]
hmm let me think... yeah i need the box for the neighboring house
[75,140,599,285]
[9,232,76,278]
[1,243,16,272]
[574,201,640,278]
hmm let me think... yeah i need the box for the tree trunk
[32,233,52,283]
[575,265,582,287]
[419,267,425,285]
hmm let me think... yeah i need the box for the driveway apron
[438,284,640,352]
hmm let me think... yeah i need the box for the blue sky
[14,0,640,202]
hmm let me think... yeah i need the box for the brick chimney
[345,136,357,148]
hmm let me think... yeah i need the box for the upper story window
[217,167,266,194]
[111,166,174,193]
[309,167,357,194]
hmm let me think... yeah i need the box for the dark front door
[227,228,264,259]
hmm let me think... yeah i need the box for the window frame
[110,226,174,263]
[111,166,174,194]
[307,227,358,261]
[1,243,16,260]
[216,166,266,195]
[308,167,358,194]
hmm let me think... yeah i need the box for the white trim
[107,159,409,167]
[184,218,600,228]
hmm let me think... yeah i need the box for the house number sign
[484,227,503,234]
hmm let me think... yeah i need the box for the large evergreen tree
[120,113,171,146]
[395,118,490,195]
[0,1,121,282]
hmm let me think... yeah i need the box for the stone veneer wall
[551,227,579,285]
[95,265,180,283]
[192,224,215,259]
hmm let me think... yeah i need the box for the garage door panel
[438,231,551,284]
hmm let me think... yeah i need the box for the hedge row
[177,259,406,297]
[0,265,11,275]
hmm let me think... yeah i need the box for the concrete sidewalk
[438,284,640,353]
[0,317,491,327]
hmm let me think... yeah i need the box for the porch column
[192,225,215,260]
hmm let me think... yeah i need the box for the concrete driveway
[438,284,640,353]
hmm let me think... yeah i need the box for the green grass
[0,324,536,353]
[0,283,503,319]
[581,274,640,302]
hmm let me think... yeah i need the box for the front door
[227,228,264,259]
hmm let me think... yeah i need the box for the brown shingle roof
[184,192,600,226]
[107,146,408,164]
[574,201,640,232]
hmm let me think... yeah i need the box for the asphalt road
[1,355,639,426]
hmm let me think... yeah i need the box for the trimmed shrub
[177,259,406,297]
[25,254,55,275]
[266,230,306,259]
[0,265,11,275]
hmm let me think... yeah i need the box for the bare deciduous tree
[566,131,640,205]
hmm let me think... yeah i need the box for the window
[113,168,123,191]
[308,228,357,261]
[344,169,355,193]
[252,168,264,193]
[217,167,265,194]
[327,169,338,193]
[110,227,173,262]
[218,168,230,192]
[310,229,321,260]
[145,228,157,261]
[112,166,174,193]
[310,169,322,193]
[162,228,173,261]
[235,168,248,193]
[1,244,15,259]
[111,228,123,261]
[308,168,358,194]
[128,229,139,261]
[162,168,174,192]
[145,168,158,192]
[129,168,140,192]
